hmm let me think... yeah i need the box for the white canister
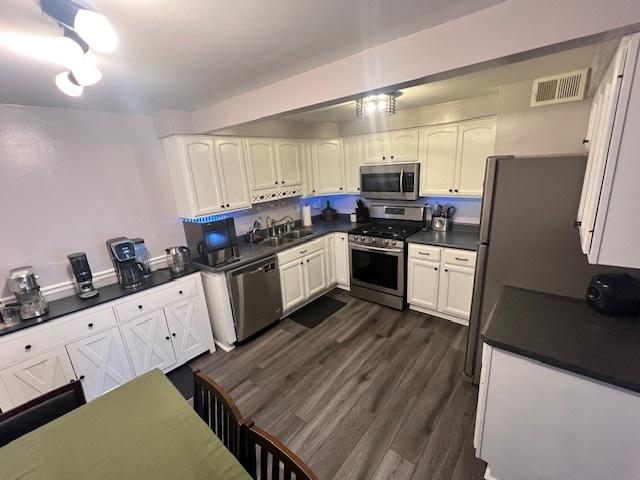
[302,205,313,227]
[350,213,357,223]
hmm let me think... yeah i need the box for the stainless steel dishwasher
[226,256,282,341]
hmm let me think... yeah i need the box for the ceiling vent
[530,68,589,107]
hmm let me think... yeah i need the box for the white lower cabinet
[0,273,214,412]
[407,258,440,310]
[120,310,177,376]
[305,249,327,298]
[66,327,134,401]
[334,233,350,287]
[165,298,213,364]
[407,244,476,325]
[0,348,76,408]
[279,259,307,312]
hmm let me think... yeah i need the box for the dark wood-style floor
[191,289,487,480]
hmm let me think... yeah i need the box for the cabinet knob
[226,204,230,207]
[382,156,386,160]
[275,181,279,184]
[444,268,448,272]
[434,267,438,271]
[165,336,170,340]
[390,155,394,159]
[300,262,303,265]
[221,205,225,208]
[24,344,31,350]
[172,333,177,337]
[339,187,343,190]
[138,305,143,310]
[448,189,453,193]
[454,189,459,193]
[582,138,589,144]
[179,290,183,295]
[79,375,85,380]
[88,323,94,328]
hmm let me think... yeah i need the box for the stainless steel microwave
[360,163,420,201]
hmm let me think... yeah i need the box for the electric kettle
[165,246,191,274]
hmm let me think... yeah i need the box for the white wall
[0,104,184,298]
[213,119,339,139]
[495,80,592,155]
[180,0,640,134]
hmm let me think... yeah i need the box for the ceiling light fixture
[41,0,118,53]
[355,92,400,118]
[0,32,83,68]
[55,71,83,96]
[71,58,102,86]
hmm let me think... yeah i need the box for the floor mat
[289,296,346,329]
[166,363,194,400]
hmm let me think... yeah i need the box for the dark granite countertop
[0,265,201,338]
[407,223,479,251]
[482,286,640,394]
[196,217,357,273]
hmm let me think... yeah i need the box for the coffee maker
[106,238,146,289]
[67,252,99,299]
[183,218,239,267]
[8,266,48,319]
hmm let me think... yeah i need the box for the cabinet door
[305,249,327,298]
[245,138,278,191]
[312,139,344,194]
[66,327,134,401]
[334,233,350,285]
[0,348,76,410]
[388,129,419,162]
[407,258,440,310]
[280,259,307,311]
[300,140,315,195]
[120,310,176,375]
[324,235,336,286]
[213,137,251,210]
[437,265,475,319]
[455,118,496,196]
[179,137,226,215]
[276,139,303,186]
[165,298,210,364]
[420,125,458,195]
[342,136,362,193]
[362,133,389,164]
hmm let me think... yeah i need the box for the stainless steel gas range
[348,205,424,310]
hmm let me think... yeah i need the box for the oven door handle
[351,244,403,254]
[399,168,404,193]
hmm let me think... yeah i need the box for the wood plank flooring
[191,289,487,480]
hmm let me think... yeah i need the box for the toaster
[586,274,640,317]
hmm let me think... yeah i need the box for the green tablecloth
[0,369,251,480]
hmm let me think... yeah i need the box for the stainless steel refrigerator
[464,155,635,384]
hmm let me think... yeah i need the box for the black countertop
[482,286,640,394]
[0,265,202,338]
[196,217,357,273]
[407,223,479,251]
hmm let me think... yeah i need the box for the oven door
[349,243,404,297]
[360,164,419,201]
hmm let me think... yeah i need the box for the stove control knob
[371,238,377,244]
[392,241,397,246]
[384,240,389,245]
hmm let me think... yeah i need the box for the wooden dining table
[0,369,251,480]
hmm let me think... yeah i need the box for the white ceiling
[0,0,505,114]
[280,41,614,124]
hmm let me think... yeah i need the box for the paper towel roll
[302,205,312,227]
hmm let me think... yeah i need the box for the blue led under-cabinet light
[180,214,231,224]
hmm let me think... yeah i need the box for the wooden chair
[243,422,318,480]
[193,369,246,460]
[0,380,86,447]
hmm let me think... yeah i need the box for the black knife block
[356,207,370,223]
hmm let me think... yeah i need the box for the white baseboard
[1,255,167,304]
[409,304,470,326]
[214,339,235,352]
[336,283,350,291]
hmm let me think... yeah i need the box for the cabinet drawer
[409,243,441,261]
[443,248,477,267]
[66,307,117,338]
[277,237,324,265]
[0,328,61,366]
[115,277,198,322]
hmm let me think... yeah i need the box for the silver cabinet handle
[299,249,307,254]
[455,257,469,262]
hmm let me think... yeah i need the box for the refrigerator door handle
[464,243,489,380]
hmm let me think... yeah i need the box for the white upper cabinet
[163,135,251,218]
[245,138,278,190]
[418,118,496,197]
[300,140,316,195]
[455,118,496,196]
[342,136,362,193]
[213,137,252,211]
[362,133,389,164]
[420,125,459,195]
[275,139,303,186]
[312,139,344,194]
[577,34,640,268]
[388,129,419,162]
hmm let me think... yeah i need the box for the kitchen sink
[282,230,314,240]
[260,237,292,247]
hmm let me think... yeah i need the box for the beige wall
[495,80,592,155]
[0,104,184,298]
[338,94,498,136]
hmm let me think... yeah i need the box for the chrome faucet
[265,215,295,237]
